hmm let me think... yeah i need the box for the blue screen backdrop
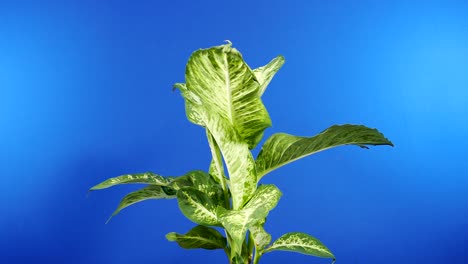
[1,0,467,263]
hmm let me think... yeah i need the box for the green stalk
[206,129,234,261]
[252,251,261,264]
[206,130,230,209]
[247,232,255,263]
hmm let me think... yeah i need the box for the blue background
[1,0,467,263]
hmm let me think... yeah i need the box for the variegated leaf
[256,124,394,180]
[177,187,219,226]
[176,86,256,211]
[217,184,282,256]
[169,170,225,206]
[265,232,335,259]
[253,55,285,96]
[166,225,227,250]
[206,114,257,209]
[90,172,171,191]
[107,185,174,223]
[177,42,276,208]
[185,42,271,148]
[173,83,205,126]
[250,224,271,251]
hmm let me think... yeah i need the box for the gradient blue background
[1,0,467,263]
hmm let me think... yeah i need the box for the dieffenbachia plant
[90,42,393,264]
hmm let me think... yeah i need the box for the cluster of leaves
[90,42,393,264]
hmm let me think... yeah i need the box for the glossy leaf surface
[107,185,174,223]
[90,172,171,191]
[166,225,227,250]
[256,124,394,180]
[265,232,335,259]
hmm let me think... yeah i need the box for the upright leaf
[90,172,171,191]
[166,225,227,250]
[185,42,271,148]
[256,124,394,180]
[206,130,227,186]
[177,187,219,226]
[107,185,174,223]
[253,55,285,96]
[178,43,276,208]
[217,184,282,256]
[265,232,335,260]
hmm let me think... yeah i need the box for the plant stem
[252,251,261,264]
[247,232,254,263]
[206,130,230,209]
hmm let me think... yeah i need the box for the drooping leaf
[265,232,335,260]
[177,187,219,226]
[256,124,394,180]
[249,223,271,251]
[90,172,171,191]
[166,225,227,250]
[107,185,174,223]
[253,55,285,96]
[217,184,282,256]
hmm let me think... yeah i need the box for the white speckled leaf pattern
[256,124,394,180]
[252,55,285,96]
[173,83,205,126]
[217,184,281,256]
[175,86,257,210]
[106,185,174,223]
[90,172,171,190]
[265,232,335,259]
[177,187,220,226]
[249,224,271,251]
[185,43,271,148]
[166,225,227,250]
[176,43,278,209]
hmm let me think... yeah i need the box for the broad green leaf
[185,42,271,148]
[265,232,335,259]
[217,184,282,256]
[176,86,257,211]
[177,42,277,208]
[250,224,271,251]
[177,187,219,226]
[176,85,257,209]
[256,124,394,180]
[166,225,227,250]
[107,185,174,223]
[169,170,225,206]
[253,55,285,96]
[207,115,257,209]
[90,172,171,191]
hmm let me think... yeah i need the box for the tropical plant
[90,42,393,264]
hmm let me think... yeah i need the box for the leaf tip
[165,232,177,241]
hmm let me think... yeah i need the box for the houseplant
[90,42,393,264]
